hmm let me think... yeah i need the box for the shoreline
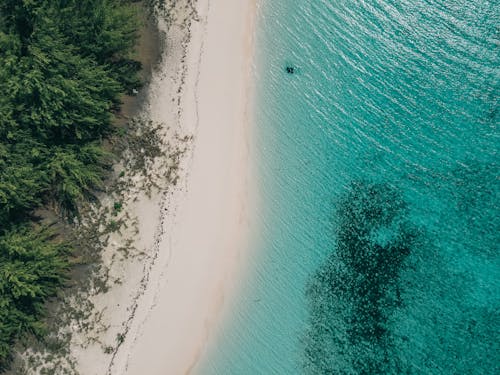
[113,0,258,373]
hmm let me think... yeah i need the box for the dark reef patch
[303,181,419,374]
[303,168,500,374]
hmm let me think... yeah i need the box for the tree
[0,0,142,368]
[0,226,69,368]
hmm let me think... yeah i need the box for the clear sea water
[197,0,499,373]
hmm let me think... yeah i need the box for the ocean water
[197,0,499,374]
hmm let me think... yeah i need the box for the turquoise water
[198,0,499,373]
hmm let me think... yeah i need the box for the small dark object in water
[286,66,295,74]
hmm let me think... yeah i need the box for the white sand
[107,0,258,374]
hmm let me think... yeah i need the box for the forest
[0,0,142,368]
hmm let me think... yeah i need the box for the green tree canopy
[0,226,69,367]
[0,0,142,369]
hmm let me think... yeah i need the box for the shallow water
[198,0,499,373]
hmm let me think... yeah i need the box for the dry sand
[99,0,255,375]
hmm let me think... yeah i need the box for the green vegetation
[0,0,141,369]
[0,226,69,366]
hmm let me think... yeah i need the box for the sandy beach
[61,0,258,374]
[114,0,257,373]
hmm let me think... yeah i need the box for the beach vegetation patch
[0,226,69,368]
[0,0,142,369]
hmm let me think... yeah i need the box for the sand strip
[108,0,258,373]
